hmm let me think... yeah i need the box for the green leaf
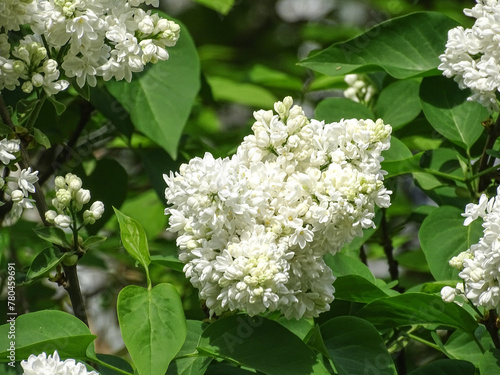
[206,76,277,108]
[90,85,134,138]
[382,152,423,178]
[193,0,235,15]
[106,17,200,159]
[321,316,397,375]
[150,254,184,272]
[299,12,459,79]
[82,236,107,251]
[117,284,187,375]
[71,80,91,101]
[314,97,375,123]
[479,349,500,375]
[419,206,483,281]
[24,247,72,285]
[33,128,51,149]
[445,328,493,364]
[407,359,475,375]
[166,320,213,375]
[33,226,70,248]
[249,64,303,91]
[381,136,412,162]
[375,79,421,129]
[275,317,313,341]
[198,315,331,375]
[0,310,95,361]
[47,95,66,115]
[415,148,466,190]
[77,158,128,235]
[0,121,13,136]
[356,293,479,336]
[93,354,134,375]
[420,76,488,150]
[113,208,151,274]
[113,190,168,240]
[325,252,376,282]
[333,275,397,303]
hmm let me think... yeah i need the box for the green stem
[407,333,442,352]
[422,168,465,183]
[89,356,134,375]
[469,165,500,182]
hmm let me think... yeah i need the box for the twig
[381,208,400,286]
[0,94,90,327]
[478,116,500,192]
[485,309,500,349]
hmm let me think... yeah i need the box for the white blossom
[0,138,20,165]
[1,0,180,93]
[165,97,392,319]
[439,1,500,111]
[442,186,500,312]
[83,201,105,225]
[21,350,99,375]
[18,167,39,197]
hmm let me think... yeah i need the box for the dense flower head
[0,0,180,95]
[21,350,99,375]
[439,0,500,111]
[442,186,500,312]
[164,97,392,319]
[45,172,104,228]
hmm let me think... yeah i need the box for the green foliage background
[2,0,500,374]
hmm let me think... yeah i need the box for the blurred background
[0,0,479,363]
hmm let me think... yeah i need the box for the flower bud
[89,201,104,219]
[76,189,91,205]
[11,189,24,202]
[54,214,71,228]
[22,81,33,93]
[45,210,57,223]
[31,73,44,87]
[56,188,72,206]
[441,286,457,303]
[54,176,66,189]
[68,177,82,192]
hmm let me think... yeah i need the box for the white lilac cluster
[164,97,392,319]
[441,187,500,312]
[21,350,99,375]
[438,0,500,112]
[0,0,180,95]
[0,137,39,225]
[45,173,104,229]
[344,74,376,105]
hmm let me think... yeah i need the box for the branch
[0,94,89,326]
[478,116,500,192]
[485,309,500,349]
[381,208,403,292]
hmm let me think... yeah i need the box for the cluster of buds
[45,173,104,229]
